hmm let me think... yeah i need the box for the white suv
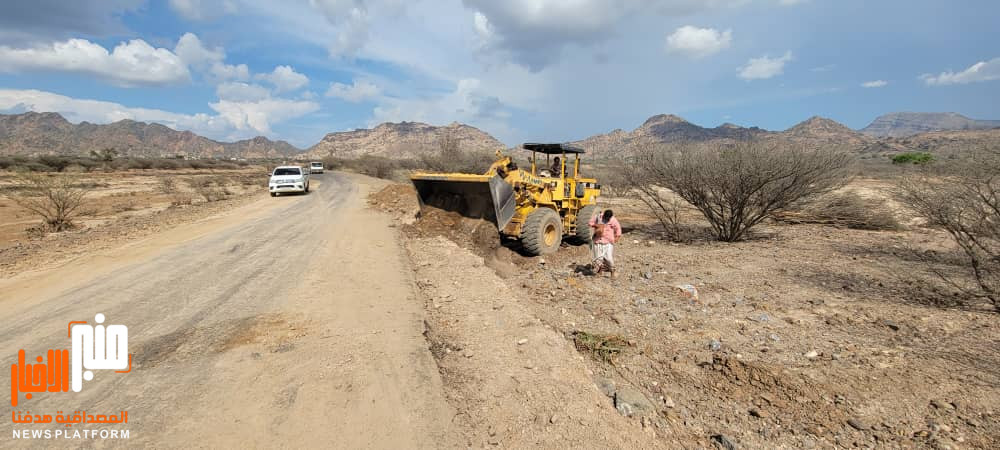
[310,161,324,173]
[269,166,310,196]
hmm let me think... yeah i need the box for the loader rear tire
[574,205,598,243]
[521,208,562,256]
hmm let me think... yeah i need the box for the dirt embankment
[371,182,1000,449]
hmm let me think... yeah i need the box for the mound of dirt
[404,207,528,278]
[369,182,595,278]
[367,183,419,216]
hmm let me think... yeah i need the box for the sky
[0,0,997,148]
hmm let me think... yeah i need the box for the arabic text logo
[11,313,131,407]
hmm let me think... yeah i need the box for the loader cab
[523,143,585,180]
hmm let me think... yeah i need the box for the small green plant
[571,331,628,364]
[891,152,934,165]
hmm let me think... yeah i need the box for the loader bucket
[411,174,517,231]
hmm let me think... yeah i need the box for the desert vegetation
[0,154,253,172]
[617,141,855,241]
[896,149,1000,312]
[3,173,92,231]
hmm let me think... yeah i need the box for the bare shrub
[625,141,854,242]
[6,173,92,231]
[775,191,901,231]
[896,150,1000,312]
[158,177,179,195]
[418,131,494,174]
[355,155,398,179]
[189,177,228,202]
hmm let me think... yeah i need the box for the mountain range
[0,110,997,161]
[0,112,299,159]
[860,112,1000,137]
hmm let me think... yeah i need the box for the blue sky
[0,0,997,148]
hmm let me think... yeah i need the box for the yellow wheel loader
[410,143,602,255]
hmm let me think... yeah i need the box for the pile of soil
[366,183,419,216]
[368,183,531,278]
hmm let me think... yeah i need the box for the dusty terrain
[2,167,996,448]
[371,178,1000,449]
[0,169,264,276]
[1,173,462,448]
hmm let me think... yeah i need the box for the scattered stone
[594,377,616,398]
[614,386,656,418]
[642,271,653,280]
[709,339,722,351]
[804,350,819,359]
[931,399,955,410]
[848,418,868,431]
[749,408,770,419]
[881,319,901,331]
[695,352,714,366]
[517,338,528,345]
[768,334,780,342]
[549,414,560,424]
[663,396,676,408]
[675,284,700,300]
[711,433,737,450]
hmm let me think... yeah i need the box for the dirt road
[0,173,462,448]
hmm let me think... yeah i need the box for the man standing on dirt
[589,209,622,278]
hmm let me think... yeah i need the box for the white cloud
[174,32,224,66]
[216,82,272,102]
[209,62,251,82]
[168,0,238,21]
[256,65,309,93]
[326,79,380,102]
[665,26,732,58]
[308,0,397,56]
[0,88,318,141]
[738,51,793,80]
[861,80,888,88]
[921,58,1000,86]
[172,32,249,82]
[371,77,512,137]
[465,0,748,70]
[0,38,189,87]
[209,98,320,136]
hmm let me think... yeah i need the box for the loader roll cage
[523,143,585,179]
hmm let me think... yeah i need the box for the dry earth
[0,169,266,276]
[370,179,1000,449]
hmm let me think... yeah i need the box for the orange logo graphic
[11,314,132,407]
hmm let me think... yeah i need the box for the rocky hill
[776,116,871,149]
[860,112,1000,137]
[571,114,872,158]
[306,121,504,159]
[0,112,302,159]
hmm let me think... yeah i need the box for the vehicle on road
[310,161,325,174]
[410,143,601,255]
[269,165,310,196]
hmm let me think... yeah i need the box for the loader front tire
[574,205,598,243]
[521,208,562,256]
